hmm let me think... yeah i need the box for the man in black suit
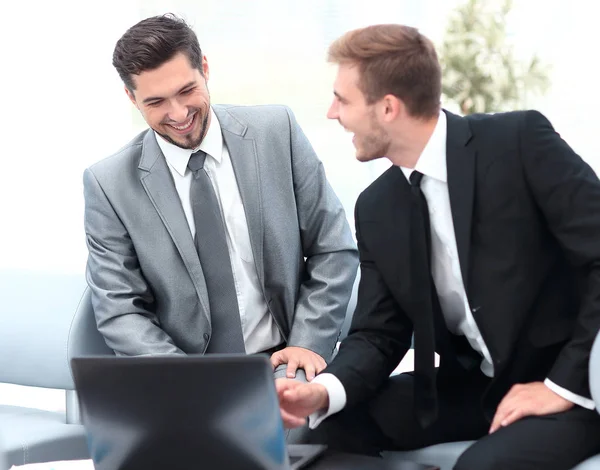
[276,24,600,469]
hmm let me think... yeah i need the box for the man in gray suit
[83,14,358,381]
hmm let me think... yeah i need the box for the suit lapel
[371,166,414,300]
[138,131,211,321]
[214,106,265,286]
[445,110,476,290]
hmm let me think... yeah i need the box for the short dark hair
[328,24,441,119]
[113,13,203,91]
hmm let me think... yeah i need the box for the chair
[573,330,600,469]
[0,270,113,469]
[383,329,600,469]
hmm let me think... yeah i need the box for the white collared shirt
[310,110,594,428]
[155,107,283,354]
[400,111,495,377]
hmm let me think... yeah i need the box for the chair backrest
[590,329,600,409]
[0,269,113,391]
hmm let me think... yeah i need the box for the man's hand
[489,381,574,433]
[270,347,326,381]
[276,378,329,428]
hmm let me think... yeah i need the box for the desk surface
[309,451,439,470]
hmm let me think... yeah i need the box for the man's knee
[305,409,387,456]
[305,416,346,448]
[286,424,310,444]
[454,442,510,470]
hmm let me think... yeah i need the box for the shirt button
[203,333,210,342]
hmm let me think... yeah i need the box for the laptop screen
[71,355,292,470]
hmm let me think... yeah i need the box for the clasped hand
[270,346,326,381]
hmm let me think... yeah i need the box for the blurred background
[0,0,597,410]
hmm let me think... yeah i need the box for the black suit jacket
[326,110,600,415]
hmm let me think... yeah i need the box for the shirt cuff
[307,373,347,429]
[544,378,596,410]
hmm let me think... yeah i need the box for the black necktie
[188,151,246,353]
[409,171,438,428]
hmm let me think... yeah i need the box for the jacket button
[203,333,210,341]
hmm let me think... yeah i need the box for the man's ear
[125,86,138,109]
[380,94,403,122]
[201,55,210,81]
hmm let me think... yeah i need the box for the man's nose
[327,101,339,120]
[168,100,189,123]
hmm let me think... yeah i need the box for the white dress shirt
[310,111,594,428]
[155,107,283,354]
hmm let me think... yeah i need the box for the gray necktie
[188,150,246,353]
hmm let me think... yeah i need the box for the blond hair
[328,24,441,118]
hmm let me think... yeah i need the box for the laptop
[71,355,326,470]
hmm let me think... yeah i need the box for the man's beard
[157,108,210,150]
[356,119,390,162]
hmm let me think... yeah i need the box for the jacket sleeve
[84,168,184,356]
[519,110,600,398]
[283,107,360,361]
[322,198,413,407]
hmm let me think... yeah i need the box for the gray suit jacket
[83,104,358,364]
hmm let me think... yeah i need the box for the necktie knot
[410,170,424,188]
[188,150,208,174]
